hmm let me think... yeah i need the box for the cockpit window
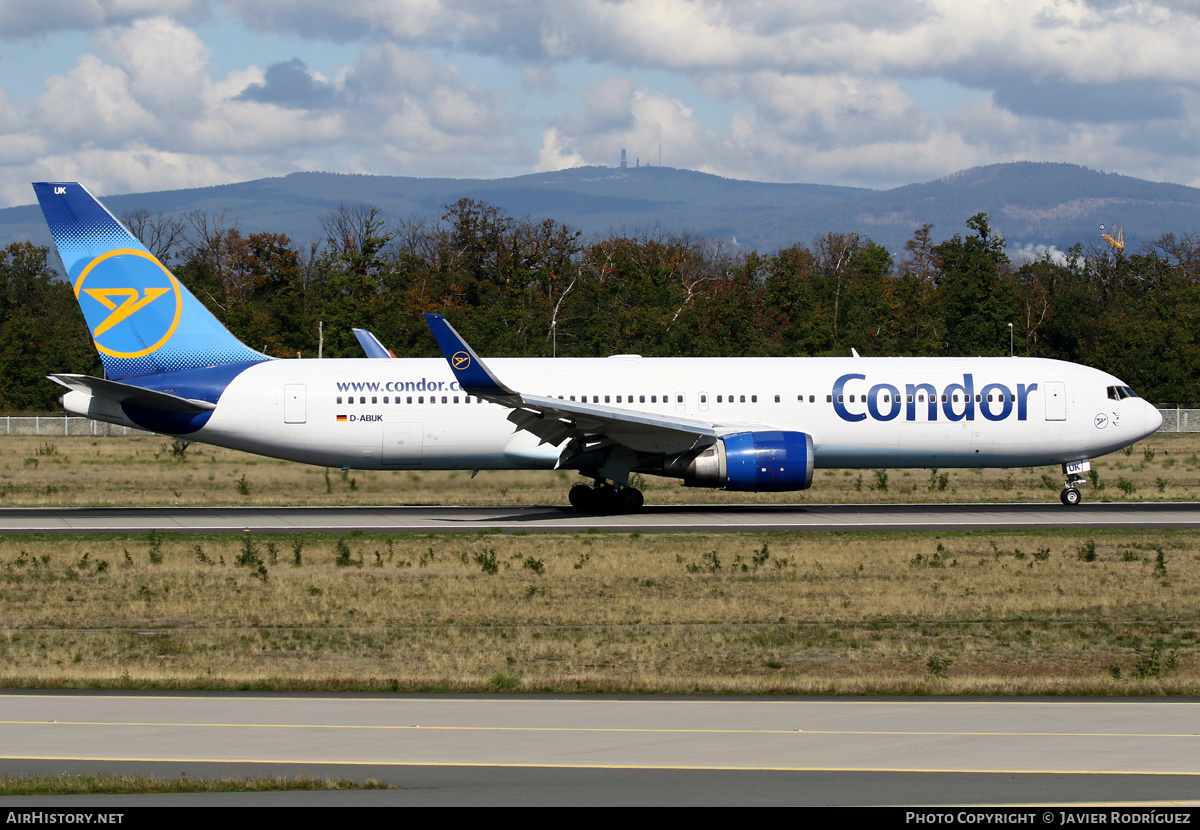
[1107,385,1141,400]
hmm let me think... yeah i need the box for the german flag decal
[336,414,347,422]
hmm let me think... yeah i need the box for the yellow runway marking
[2,755,1200,775]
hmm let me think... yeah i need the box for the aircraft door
[382,422,423,466]
[1045,382,1067,421]
[284,384,306,424]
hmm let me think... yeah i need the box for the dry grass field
[1,528,1197,695]
[0,431,1198,507]
[2,431,1198,695]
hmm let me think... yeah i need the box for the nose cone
[1146,402,1163,436]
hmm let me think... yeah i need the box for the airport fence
[0,410,1196,437]
[0,416,148,436]
[1157,408,1200,432]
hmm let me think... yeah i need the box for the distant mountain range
[4,161,1200,259]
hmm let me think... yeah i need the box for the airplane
[34,181,1163,510]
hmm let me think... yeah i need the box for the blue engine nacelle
[668,431,815,492]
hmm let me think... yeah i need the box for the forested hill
[3,162,1200,255]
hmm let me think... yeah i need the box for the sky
[1,0,1199,208]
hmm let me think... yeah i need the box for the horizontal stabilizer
[49,374,217,413]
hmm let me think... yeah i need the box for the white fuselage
[65,355,1162,475]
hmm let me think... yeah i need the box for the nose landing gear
[1060,461,1089,506]
[1060,483,1083,506]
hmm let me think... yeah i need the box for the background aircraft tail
[33,182,268,381]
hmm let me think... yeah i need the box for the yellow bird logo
[84,287,171,336]
[452,351,471,370]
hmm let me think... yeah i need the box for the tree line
[3,199,1198,411]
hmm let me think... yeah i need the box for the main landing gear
[568,479,645,512]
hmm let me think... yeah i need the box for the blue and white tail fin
[33,182,269,381]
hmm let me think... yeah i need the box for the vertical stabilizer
[33,182,268,380]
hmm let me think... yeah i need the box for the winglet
[423,313,517,398]
[352,328,395,359]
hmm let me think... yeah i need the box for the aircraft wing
[423,313,725,457]
[49,374,217,413]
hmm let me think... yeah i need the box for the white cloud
[537,80,731,174]
[221,0,1200,83]
[32,54,160,148]
[95,17,211,116]
[0,0,207,38]
[5,0,1200,205]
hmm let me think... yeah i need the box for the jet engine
[664,431,815,491]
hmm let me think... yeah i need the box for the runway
[2,692,1199,806]
[0,501,1198,534]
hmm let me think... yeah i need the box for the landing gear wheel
[568,483,594,510]
[618,487,644,511]
[594,483,617,509]
[1060,487,1082,506]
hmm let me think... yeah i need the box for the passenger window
[454,396,459,404]
[700,395,707,403]
[740,395,746,403]
[751,395,757,403]
[337,396,342,404]
[605,395,610,403]
[652,396,657,403]
[826,395,833,403]
[407,396,413,404]
[419,396,424,404]
[774,395,780,403]
[809,395,815,403]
